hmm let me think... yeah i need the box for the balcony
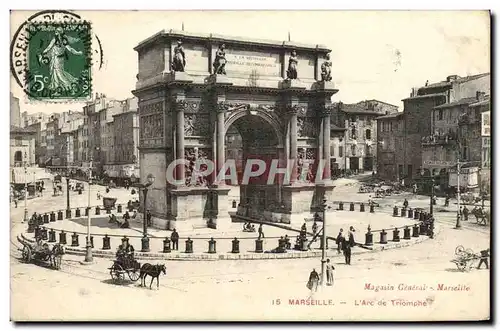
[421,133,457,146]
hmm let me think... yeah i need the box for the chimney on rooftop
[476,91,486,101]
[446,75,459,82]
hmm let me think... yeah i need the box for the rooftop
[134,29,330,53]
[402,93,447,101]
[418,72,490,91]
[469,98,490,108]
[337,103,383,115]
[376,112,404,120]
[434,97,478,109]
[10,125,36,134]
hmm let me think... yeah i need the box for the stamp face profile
[26,22,92,101]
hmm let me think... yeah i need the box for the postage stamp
[26,21,92,101]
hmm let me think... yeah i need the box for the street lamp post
[455,160,462,229]
[23,153,28,223]
[320,198,327,287]
[84,159,93,263]
[137,174,155,252]
[66,177,71,218]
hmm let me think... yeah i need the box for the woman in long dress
[39,27,83,92]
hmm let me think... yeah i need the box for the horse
[139,263,166,289]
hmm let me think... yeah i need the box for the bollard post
[232,238,240,254]
[208,237,217,254]
[117,205,122,213]
[419,212,425,222]
[403,226,411,240]
[393,206,398,217]
[48,229,56,242]
[59,231,67,245]
[41,227,48,240]
[75,208,81,218]
[408,208,413,219]
[255,239,263,253]
[163,238,171,253]
[412,224,420,237]
[43,213,49,223]
[95,206,100,215]
[71,232,79,246]
[419,222,426,234]
[379,229,387,244]
[401,207,407,217]
[50,212,56,222]
[57,211,63,220]
[414,209,420,220]
[349,202,355,211]
[27,221,35,233]
[66,209,72,219]
[339,202,344,210]
[185,237,193,253]
[360,203,365,212]
[34,226,40,238]
[102,235,111,250]
[86,236,94,248]
[141,235,150,252]
[392,227,400,242]
[365,225,373,246]
[369,204,375,213]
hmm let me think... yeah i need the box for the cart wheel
[110,263,125,282]
[53,255,62,270]
[465,248,474,257]
[457,262,467,272]
[128,269,141,282]
[22,246,32,263]
[455,245,465,255]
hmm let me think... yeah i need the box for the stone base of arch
[232,182,335,227]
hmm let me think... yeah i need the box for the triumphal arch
[133,30,338,230]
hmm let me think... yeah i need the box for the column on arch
[322,105,332,181]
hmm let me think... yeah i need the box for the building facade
[376,73,490,184]
[334,100,398,172]
[10,126,36,167]
[376,112,405,181]
[10,93,21,127]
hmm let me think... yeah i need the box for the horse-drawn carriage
[471,207,490,226]
[17,235,65,270]
[108,254,166,289]
[109,255,141,282]
[451,245,480,272]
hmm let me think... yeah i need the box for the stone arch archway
[223,106,286,218]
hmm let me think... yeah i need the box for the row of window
[350,128,372,140]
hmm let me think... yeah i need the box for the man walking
[326,259,335,286]
[307,268,320,292]
[463,206,469,221]
[258,224,265,239]
[343,226,355,265]
[336,228,344,254]
[171,229,179,251]
[477,249,490,270]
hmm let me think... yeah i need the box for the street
[10,177,490,321]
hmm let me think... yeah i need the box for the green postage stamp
[26,21,92,101]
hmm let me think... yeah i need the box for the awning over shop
[11,167,53,184]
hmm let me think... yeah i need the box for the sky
[10,10,490,115]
